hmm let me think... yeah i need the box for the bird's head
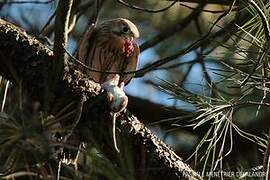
[98,18,139,57]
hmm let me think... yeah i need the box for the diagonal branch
[167,0,238,6]
[0,18,202,180]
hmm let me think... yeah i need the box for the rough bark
[0,18,201,180]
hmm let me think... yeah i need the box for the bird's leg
[102,75,128,153]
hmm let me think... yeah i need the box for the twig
[93,0,103,24]
[157,60,197,70]
[39,10,56,36]
[140,2,206,52]
[167,0,237,6]
[63,94,86,142]
[116,0,177,13]
[1,80,9,112]
[39,0,96,37]
[1,0,54,5]
[180,3,238,13]
[1,171,37,179]
[267,158,270,180]
[263,130,270,174]
[56,160,61,180]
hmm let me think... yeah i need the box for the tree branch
[53,0,74,83]
[116,0,178,13]
[167,0,238,6]
[0,18,202,180]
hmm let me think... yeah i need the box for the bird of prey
[76,18,140,85]
[75,18,140,153]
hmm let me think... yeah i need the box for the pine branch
[0,18,202,180]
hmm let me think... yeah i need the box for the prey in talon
[102,75,128,153]
[102,74,128,113]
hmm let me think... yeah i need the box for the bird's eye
[122,26,129,34]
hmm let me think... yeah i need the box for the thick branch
[0,19,202,180]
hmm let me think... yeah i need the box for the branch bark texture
[0,18,201,180]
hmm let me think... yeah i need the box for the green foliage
[155,0,270,178]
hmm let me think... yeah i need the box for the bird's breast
[99,35,129,57]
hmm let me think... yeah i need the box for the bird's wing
[75,23,104,82]
[75,23,97,66]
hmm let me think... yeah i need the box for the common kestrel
[76,18,140,85]
[75,18,140,153]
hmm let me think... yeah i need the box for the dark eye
[122,26,129,34]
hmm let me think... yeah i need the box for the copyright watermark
[183,170,267,178]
